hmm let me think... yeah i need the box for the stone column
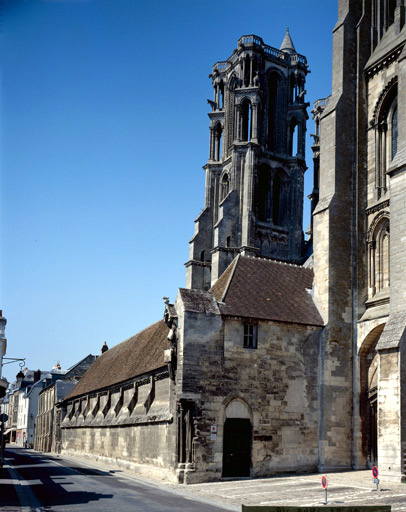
[214,131,220,162]
[236,104,242,141]
[252,103,258,142]
[209,127,215,160]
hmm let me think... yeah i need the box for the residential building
[35,354,97,452]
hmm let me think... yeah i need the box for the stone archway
[359,323,385,467]
[222,398,251,477]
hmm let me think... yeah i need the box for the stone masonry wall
[61,374,178,481]
[178,308,321,483]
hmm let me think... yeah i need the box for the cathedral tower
[185,32,309,290]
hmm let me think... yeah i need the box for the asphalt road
[2,448,235,512]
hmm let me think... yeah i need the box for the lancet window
[375,83,397,199]
[241,99,252,142]
[214,123,223,161]
[289,118,298,156]
[214,80,224,110]
[289,73,305,103]
[267,72,280,151]
[256,165,288,226]
[371,0,396,45]
[368,216,390,297]
[220,173,230,201]
[242,54,257,88]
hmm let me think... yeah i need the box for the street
[1,448,235,511]
[3,448,406,511]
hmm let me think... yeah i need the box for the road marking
[20,479,42,486]
[5,463,44,512]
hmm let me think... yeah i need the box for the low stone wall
[61,374,177,479]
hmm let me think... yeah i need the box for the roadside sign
[372,466,380,491]
[321,475,328,505]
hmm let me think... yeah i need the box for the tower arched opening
[241,99,252,142]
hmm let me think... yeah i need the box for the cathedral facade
[59,0,406,484]
[312,0,406,482]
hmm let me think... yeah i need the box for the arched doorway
[359,324,385,467]
[222,399,251,477]
[367,353,378,466]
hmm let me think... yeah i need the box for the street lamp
[15,366,25,387]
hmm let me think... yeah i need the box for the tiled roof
[65,320,169,400]
[178,288,220,314]
[211,255,324,326]
[210,257,237,301]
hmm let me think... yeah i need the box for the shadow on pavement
[0,466,21,509]
[5,448,114,508]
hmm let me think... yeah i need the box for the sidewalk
[163,470,406,510]
[58,452,406,511]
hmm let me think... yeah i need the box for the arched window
[243,55,250,87]
[272,173,281,225]
[220,173,230,201]
[289,73,296,103]
[241,99,252,142]
[214,123,223,161]
[375,83,397,198]
[372,0,396,45]
[391,104,398,160]
[273,170,288,226]
[267,72,280,151]
[219,80,224,110]
[368,216,390,296]
[257,165,271,222]
[289,118,298,156]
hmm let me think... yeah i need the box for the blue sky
[0,0,337,382]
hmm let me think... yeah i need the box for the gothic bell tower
[185,31,309,290]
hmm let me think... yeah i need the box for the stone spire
[280,27,296,53]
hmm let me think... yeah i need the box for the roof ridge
[240,254,307,269]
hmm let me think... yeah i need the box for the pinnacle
[280,27,296,54]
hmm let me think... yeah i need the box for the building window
[220,173,230,201]
[214,123,223,161]
[375,82,397,198]
[243,324,257,349]
[391,104,398,160]
[368,216,390,297]
[267,71,280,151]
[241,99,252,141]
[289,118,298,156]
